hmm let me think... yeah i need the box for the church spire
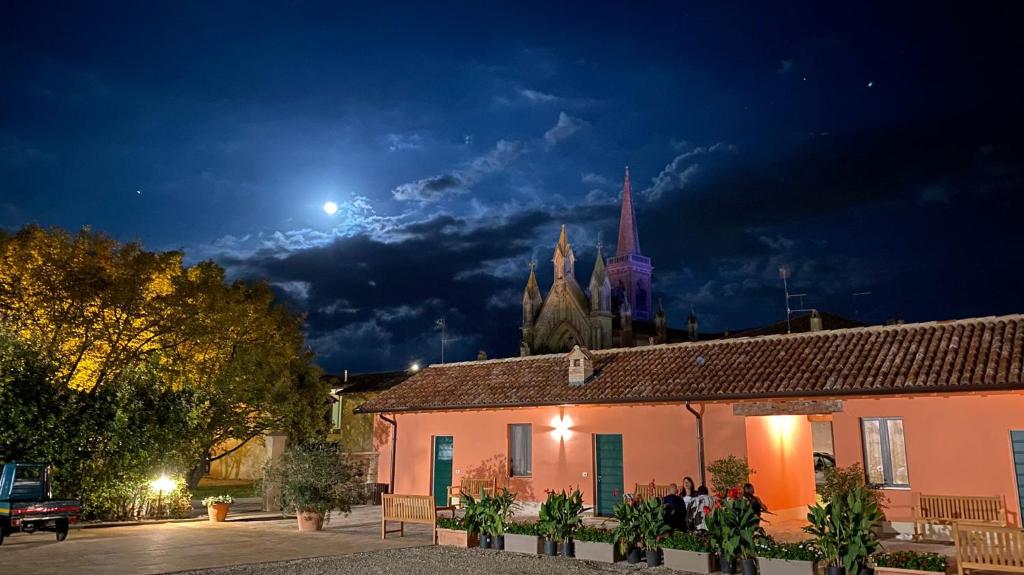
[616,166,641,257]
[522,260,543,326]
[552,224,575,281]
[588,243,611,313]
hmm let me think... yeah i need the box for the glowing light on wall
[550,415,573,441]
[768,415,797,443]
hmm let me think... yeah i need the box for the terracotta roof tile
[356,315,1024,413]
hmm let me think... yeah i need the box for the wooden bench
[380,494,454,540]
[446,477,497,507]
[954,522,1024,575]
[634,483,673,500]
[913,493,1008,540]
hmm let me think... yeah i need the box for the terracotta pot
[296,511,324,532]
[207,503,230,522]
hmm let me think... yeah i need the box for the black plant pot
[492,535,505,550]
[627,548,642,564]
[827,566,847,575]
[721,557,737,575]
[479,533,491,549]
[562,539,575,558]
[740,557,758,575]
[859,567,874,575]
[543,539,558,556]
[646,549,663,567]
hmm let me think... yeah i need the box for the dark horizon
[3,1,1022,373]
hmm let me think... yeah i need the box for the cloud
[392,139,525,202]
[643,142,737,201]
[385,132,424,151]
[544,112,588,148]
[778,59,795,74]
[518,88,560,103]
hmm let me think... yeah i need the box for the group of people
[658,477,768,531]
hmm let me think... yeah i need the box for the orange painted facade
[374,392,1024,523]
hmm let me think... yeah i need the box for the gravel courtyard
[177,546,641,575]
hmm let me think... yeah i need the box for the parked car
[0,462,82,545]
[813,451,836,485]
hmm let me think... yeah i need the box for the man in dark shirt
[662,483,689,531]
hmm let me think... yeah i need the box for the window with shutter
[509,424,532,477]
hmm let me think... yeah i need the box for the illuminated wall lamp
[550,416,573,441]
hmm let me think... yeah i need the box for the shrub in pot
[201,495,233,522]
[707,495,763,575]
[804,483,884,575]
[573,526,621,563]
[612,497,644,564]
[261,442,364,532]
[504,521,543,554]
[663,530,719,573]
[436,517,480,548]
[708,455,753,497]
[637,496,671,566]
[872,551,947,575]
[461,494,491,548]
[538,488,584,557]
[757,537,823,575]
[483,488,518,550]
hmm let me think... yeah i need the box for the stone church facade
[520,168,674,356]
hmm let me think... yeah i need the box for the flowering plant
[872,551,947,573]
[706,496,763,564]
[201,495,234,506]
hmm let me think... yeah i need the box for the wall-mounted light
[550,415,573,441]
[767,415,797,443]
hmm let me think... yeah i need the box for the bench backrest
[915,493,1007,524]
[954,523,1024,572]
[381,494,436,522]
[458,478,496,498]
[634,483,672,500]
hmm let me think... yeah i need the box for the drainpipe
[379,413,398,493]
[685,402,707,487]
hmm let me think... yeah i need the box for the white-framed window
[861,417,910,487]
[509,424,532,477]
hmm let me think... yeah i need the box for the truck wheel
[56,520,69,542]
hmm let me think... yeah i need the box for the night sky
[3,2,1023,373]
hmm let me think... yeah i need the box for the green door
[1012,430,1024,520]
[432,436,454,506]
[595,434,624,516]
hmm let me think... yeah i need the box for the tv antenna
[852,291,872,320]
[435,318,448,364]
[779,266,814,334]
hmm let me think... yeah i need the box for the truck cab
[0,462,82,544]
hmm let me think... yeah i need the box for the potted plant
[612,497,644,564]
[504,521,543,554]
[538,488,584,557]
[708,455,753,496]
[757,538,823,575]
[462,493,491,548]
[804,483,885,575]
[637,495,671,566]
[436,517,480,548]
[664,530,719,573]
[573,525,621,563]
[261,442,364,532]
[872,551,948,575]
[201,495,233,522]
[484,488,518,550]
[707,495,763,575]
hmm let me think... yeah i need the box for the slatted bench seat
[634,483,672,500]
[913,493,1008,540]
[954,522,1024,575]
[446,477,497,507]
[380,494,454,540]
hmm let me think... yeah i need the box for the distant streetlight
[149,474,177,494]
[410,362,420,372]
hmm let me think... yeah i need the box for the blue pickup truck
[0,462,82,545]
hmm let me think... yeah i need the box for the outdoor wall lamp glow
[550,415,573,441]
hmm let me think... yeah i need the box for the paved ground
[0,507,431,575]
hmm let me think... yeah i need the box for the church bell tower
[607,167,653,321]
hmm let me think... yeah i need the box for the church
[520,168,683,356]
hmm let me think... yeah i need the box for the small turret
[522,260,543,326]
[552,224,575,282]
[687,308,699,342]
[655,299,667,344]
[588,244,611,313]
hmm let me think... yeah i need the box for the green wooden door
[595,434,624,516]
[1012,430,1024,520]
[432,435,454,506]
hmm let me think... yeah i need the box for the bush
[437,517,467,530]
[538,488,584,543]
[873,551,947,572]
[574,525,617,543]
[708,455,753,496]
[706,496,763,563]
[261,442,364,524]
[612,497,643,554]
[804,483,884,572]
[821,464,887,514]
[636,495,671,550]
[662,530,714,552]
[504,521,540,536]
[756,538,823,561]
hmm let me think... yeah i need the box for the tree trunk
[186,452,211,490]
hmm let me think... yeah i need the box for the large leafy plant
[706,496,763,564]
[804,483,884,573]
[538,488,584,542]
[460,493,488,535]
[482,488,519,536]
[261,442,364,524]
[708,455,753,497]
[821,464,887,517]
[612,497,643,554]
[636,495,671,550]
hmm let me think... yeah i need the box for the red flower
[727,488,740,500]
[703,505,712,515]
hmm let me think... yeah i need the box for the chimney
[809,310,823,332]
[477,350,488,361]
[567,345,593,386]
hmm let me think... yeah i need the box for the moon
[322,201,338,215]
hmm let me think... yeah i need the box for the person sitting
[661,483,688,531]
[681,476,697,507]
[743,482,768,519]
[688,485,716,531]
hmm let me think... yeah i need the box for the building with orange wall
[358,314,1024,532]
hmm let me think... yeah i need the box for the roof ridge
[429,313,1024,367]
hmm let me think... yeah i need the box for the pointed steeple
[522,260,543,326]
[616,166,641,257]
[552,224,575,281]
[588,243,611,313]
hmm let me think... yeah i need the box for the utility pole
[779,266,810,334]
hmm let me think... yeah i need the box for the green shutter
[595,434,624,516]
[433,436,454,506]
[1012,431,1024,520]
